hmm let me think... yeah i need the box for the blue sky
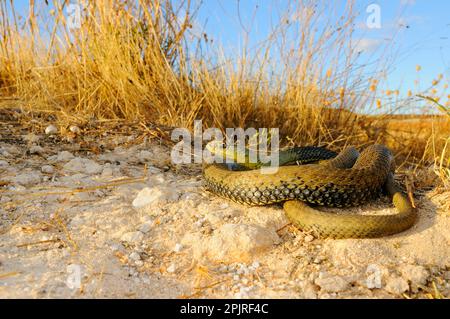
[192,0,450,103]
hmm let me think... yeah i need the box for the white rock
[12,172,42,186]
[314,275,350,293]
[399,264,429,286]
[251,261,260,269]
[201,224,280,263]
[23,133,40,144]
[129,252,141,261]
[121,231,144,243]
[29,145,44,155]
[63,157,103,175]
[69,125,81,134]
[174,243,183,253]
[304,235,314,242]
[41,165,54,174]
[50,151,75,162]
[385,276,409,295]
[45,125,58,135]
[300,281,318,299]
[132,186,179,209]
[167,264,176,273]
[0,160,8,167]
[138,221,153,234]
[101,164,114,177]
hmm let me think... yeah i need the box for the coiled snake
[203,144,417,238]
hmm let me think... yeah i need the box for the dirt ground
[0,118,449,299]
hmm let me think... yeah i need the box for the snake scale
[203,144,417,238]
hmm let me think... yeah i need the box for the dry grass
[0,0,449,186]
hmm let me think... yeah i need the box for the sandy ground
[0,122,449,299]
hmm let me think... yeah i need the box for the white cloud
[354,38,383,53]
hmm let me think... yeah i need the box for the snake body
[204,144,417,238]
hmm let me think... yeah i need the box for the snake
[203,144,417,238]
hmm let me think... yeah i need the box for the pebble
[129,252,141,261]
[29,145,44,155]
[55,151,75,162]
[132,186,180,209]
[201,223,280,263]
[23,133,40,144]
[69,125,81,134]
[385,276,409,295]
[138,221,153,234]
[301,282,318,299]
[12,172,42,186]
[63,157,103,175]
[41,165,54,174]
[174,243,183,253]
[0,160,9,167]
[45,125,58,135]
[101,164,114,177]
[120,231,144,243]
[250,261,260,269]
[167,264,176,273]
[399,264,429,286]
[304,235,314,242]
[314,275,350,293]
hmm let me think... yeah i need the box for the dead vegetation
[0,0,449,187]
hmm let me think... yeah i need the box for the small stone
[0,160,9,167]
[135,260,144,267]
[55,151,75,162]
[110,243,124,252]
[304,235,314,242]
[23,133,40,144]
[399,264,429,286]
[174,243,183,253]
[167,264,176,273]
[132,186,179,209]
[41,165,54,174]
[301,282,318,299]
[69,125,81,134]
[129,252,141,261]
[121,231,144,243]
[63,157,102,175]
[385,276,409,295]
[29,145,44,155]
[251,261,260,269]
[314,275,350,293]
[200,223,280,263]
[12,172,42,186]
[138,221,153,234]
[101,164,114,177]
[45,125,58,135]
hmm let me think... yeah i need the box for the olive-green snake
[203,144,417,238]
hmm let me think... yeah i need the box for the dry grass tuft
[0,0,449,186]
